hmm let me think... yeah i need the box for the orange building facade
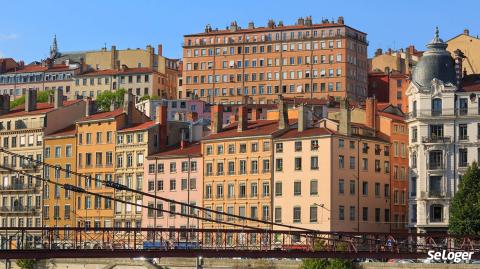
[182,16,368,104]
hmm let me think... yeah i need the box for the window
[310,180,318,195]
[349,156,355,169]
[349,180,355,195]
[339,179,345,194]
[275,158,283,171]
[339,206,345,221]
[375,208,381,222]
[432,98,442,116]
[349,206,355,221]
[362,182,368,196]
[275,143,283,153]
[294,141,302,151]
[275,182,282,196]
[169,179,176,191]
[294,181,301,196]
[338,155,344,168]
[216,183,224,198]
[311,140,319,150]
[239,183,246,198]
[310,206,318,222]
[293,207,301,223]
[311,156,319,170]
[275,207,282,223]
[430,204,443,222]
[362,207,368,221]
[294,157,302,170]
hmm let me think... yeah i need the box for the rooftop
[3,64,73,74]
[77,108,124,122]
[0,100,82,119]
[118,121,157,132]
[203,120,282,140]
[45,125,76,138]
[148,142,201,159]
[78,67,155,77]
[278,126,334,139]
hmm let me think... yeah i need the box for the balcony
[0,184,40,191]
[428,191,445,198]
[0,206,37,213]
[422,136,451,143]
[458,108,468,116]
[459,135,469,141]
[428,162,444,170]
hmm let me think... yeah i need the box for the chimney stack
[454,49,466,84]
[123,90,134,124]
[155,104,168,125]
[238,96,249,132]
[25,89,37,112]
[339,98,351,135]
[210,104,224,134]
[298,104,311,132]
[365,97,377,131]
[85,97,93,117]
[157,44,163,57]
[278,95,289,130]
[54,88,63,109]
[337,16,345,25]
[0,94,10,115]
[248,21,255,29]
[251,107,261,120]
[464,29,470,36]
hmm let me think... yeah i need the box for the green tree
[95,88,126,111]
[449,162,480,235]
[10,90,53,108]
[138,95,151,102]
[16,259,37,269]
[301,240,353,269]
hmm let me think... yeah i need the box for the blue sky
[0,0,478,63]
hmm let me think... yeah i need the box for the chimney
[374,48,383,57]
[297,17,305,25]
[157,44,163,57]
[155,105,168,125]
[267,19,275,28]
[339,98,351,135]
[238,96,248,132]
[298,104,311,132]
[305,16,312,26]
[454,49,466,84]
[278,95,289,130]
[248,21,255,29]
[54,88,63,109]
[111,45,117,69]
[365,97,377,131]
[85,97,93,117]
[337,16,345,24]
[0,94,10,115]
[123,90,134,124]
[25,89,37,112]
[251,107,260,120]
[464,29,470,36]
[210,104,224,134]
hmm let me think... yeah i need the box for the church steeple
[50,35,58,59]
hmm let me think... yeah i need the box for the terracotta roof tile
[45,125,76,138]
[77,108,124,122]
[148,142,201,158]
[203,120,281,140]
[5,64,73,74]
[78,68,155,77]
[0,100,82,119]
[278,127,333,139]
[118,121,157,132]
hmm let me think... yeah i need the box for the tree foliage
[10,90,53,108]
[16,259,37,269]
[95,88,126,111]
[449,162,480,235]
[301,240,353,269]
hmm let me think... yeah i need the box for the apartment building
[183,16,368,104]
[368,71,410,111]
[0,61,80,100]
[144,142,202,233]
[136,98,210,121]
[274,101,391,233]
[369,46,423,74]
[0,89,85,248]
[75,92,159,230]
[43,125,78,237]
[73,66,171,100]
[406,29,480,233]
[201,97,292,229]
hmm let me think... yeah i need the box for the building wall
[43,135,77,232]
[75,119,117,229]
[273,136,332,231]
[447,33,480,75]
[0,75,76,100]
[202,137,273,229]
[331,136,391,233]
[143,155,203,229]
[183,22,368,104]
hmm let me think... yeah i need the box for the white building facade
[406,30,480,233]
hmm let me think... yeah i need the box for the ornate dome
[412,27,456,88]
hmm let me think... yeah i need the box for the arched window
[430,204,443,222]
[432,98,442,116]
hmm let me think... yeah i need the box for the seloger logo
[427,250,474,263]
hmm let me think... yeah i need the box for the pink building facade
[143,143,203,230]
